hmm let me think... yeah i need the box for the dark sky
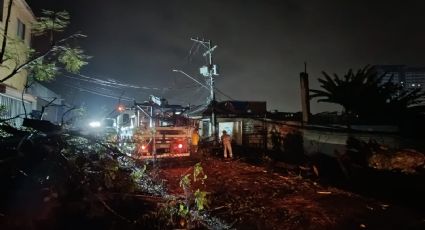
[26,0,425,115]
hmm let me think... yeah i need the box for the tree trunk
[0,0,14,64]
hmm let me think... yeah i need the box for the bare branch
[40,97,58,120]
[95,194,133,223]
[0,114,23,123]
[0,0,14,64]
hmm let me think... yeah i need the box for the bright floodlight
[89,121,101,128]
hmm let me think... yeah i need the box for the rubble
[157,155,425,229]
[369,149,425,174]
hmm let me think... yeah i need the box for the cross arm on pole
[190,37,210,49]
[203,45,218,57]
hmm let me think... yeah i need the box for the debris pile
[369,149,425,174]
[0,119,230,229]
[157,156,425,229]
[1,119,424,229]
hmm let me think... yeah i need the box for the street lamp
[172,69,217,143]
[89,121,101,128]
[172,69,210,91]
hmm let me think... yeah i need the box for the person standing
[191,129,200,153]
[221,130,233,159]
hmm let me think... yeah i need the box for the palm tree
[310,66,425,124]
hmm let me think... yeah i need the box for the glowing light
[89,121,101,128]
[141,145,146,150]
[117,105,125,112]
[178,143,183,149]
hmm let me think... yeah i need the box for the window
[17,19,26,40]
[0,95,32,127]
[122,114,130,125]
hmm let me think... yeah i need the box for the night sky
[25,0,425,117]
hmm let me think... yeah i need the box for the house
[0,0,36,125]
[193,101,268,148]
[27,82,64,124]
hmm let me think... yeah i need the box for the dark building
[374,65,425,90]
[202,101,267,118]
[186,101,267,147]
[26,82,67,124]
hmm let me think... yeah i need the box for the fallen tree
[0,117,231,229]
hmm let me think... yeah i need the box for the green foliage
[30,59,58,81]
[193,162,207,183]
[131,164,147,182]
[1,9,88,83]
[32,10,70,36]
[194,189,208,211]
[58,46,89,73]
[2,37,33,65]
[193,162,202,181]
[178,163,209,218]
[179,174,191,189]
[178,203,189,216]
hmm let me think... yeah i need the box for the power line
[214,87,235,101]
[62,75,123,89]
[74,73,170,90]
[64,72,203,91]
[169,86,208,105]
[58,81,135,102]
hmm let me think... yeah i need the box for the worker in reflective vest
[221,130,233,159]
[191,129,200,153]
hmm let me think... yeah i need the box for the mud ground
[156,151,424,230]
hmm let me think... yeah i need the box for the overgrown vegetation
[155,162,229,229]
[1,8,89,83]
[1,122,153,227]
[0,116,232,229]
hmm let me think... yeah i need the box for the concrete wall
[264,121,404,156]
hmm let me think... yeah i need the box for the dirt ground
[156,152,425,230]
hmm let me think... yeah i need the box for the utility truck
[116,96,193,158]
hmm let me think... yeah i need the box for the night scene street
[1,0,425,229]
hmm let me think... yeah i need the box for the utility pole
[190,37,219,143]
[300,62,310,126]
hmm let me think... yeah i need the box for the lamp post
[189,37,219,143]
[172,67,217,143]
[172,69,210,91]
